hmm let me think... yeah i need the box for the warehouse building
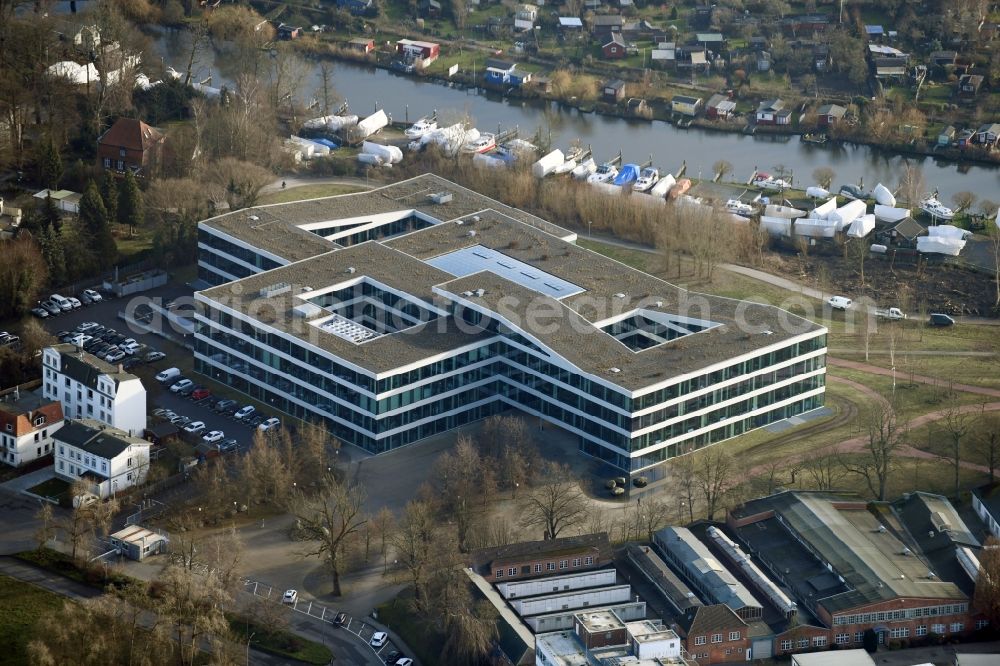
[195,175,827,475]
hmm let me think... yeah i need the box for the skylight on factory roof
[425,245,584,299]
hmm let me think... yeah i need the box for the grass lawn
[228,615,332,665]
[24,478,70,503]
[0,575,67,666]
[258,183,364,205]
[115,227,155,261]
[377,589,444,666]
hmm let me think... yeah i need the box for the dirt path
[827,356,1000,398]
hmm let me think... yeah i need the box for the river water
[143,18,1000,202]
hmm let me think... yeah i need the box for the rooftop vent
[455,220,464,225]
[609,367,621,373]
[249,215,260,221]
[300,286,313,293]
[474,288,485,297]
[927,571,936,579]
[762,330,774,335]
[461,291,473,297]
[428,191,453,204]
[655,300,663,308]
[472,215,481,222]
[613,293,626,299]
[901,547,912,556]
[877,524,886,534]
[468,230,477,237]
[259,282,291,298]
[347,267,356,274]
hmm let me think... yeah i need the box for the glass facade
[195,299,827,473]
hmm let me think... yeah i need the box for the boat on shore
[613,164,640,187]
[461,132,496,154]
[726,199,754,216]
[801,133,828,145]
[874,204,910,223]
[571,158,597,180]
[919,195,955,220]
[404,116,438,139]
[633,167,659,192]
[588,162,619,184]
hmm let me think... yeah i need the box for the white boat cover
[326,115,359,131]
[760,216,792,236]
[916,236,965,255]
[729,214,751,224]
[649,173,676,197]
[793,217,838,238]
[571,158,597,179]
[472,152,506,168]
[927,224,971,240]
[829,200,867,231]
[554,158,577,174]
[847,214,876,238]
[356,109,389,138]
[362,141,403,164]
[806,186,831,199]
[874,204,910,222]
[47,61,100,84]
[811,197,838,219]
[632,192,667,207]
[765,204,807,219]
[357,153,384,165]
[532,149,564,178]
[873,183,896,207]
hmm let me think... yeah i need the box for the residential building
[42,344,147,437]
[194,175,826,476]
[958,74,985,97]
[418,0,441,17]
[275,23,301,39]
[756,99,790,125]
[974,122,1000,147]
[938,125,957,146]
[471,533,611,583]
[602,33,627,59]
[97,117,163,177]
[514,4,537,31]
[729,491,976,652]
[603,79,626,103]
[671,95,703,117]
[109,525,168,561]
[53,419,151,498]
[0,390,64,467]
[677,603,750,663]
[816,103,846,126]
[653,526,764,620]
[590,15,624,39]
[972,483,1000,537]
[929,51,958,67]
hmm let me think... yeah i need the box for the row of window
[692,631,742,645]
[783,622,978,652]
[198,230,283,272]
[494,556,594,578]
[833,603,969,625]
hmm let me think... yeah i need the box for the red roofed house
[0,390,64,467]
[603,32,627,59]
[97,117,164,177]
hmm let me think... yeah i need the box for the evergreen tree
[78,181,117,270]
[101,173,118,228]
[42,195,62,234]
[38,224,67,286]
[39,140,63,190]
[118,170,143,233]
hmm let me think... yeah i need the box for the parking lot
[35,283,269,452]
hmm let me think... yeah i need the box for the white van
[827,296,853,311]
[155,367,181,383]
[50,294,73,312]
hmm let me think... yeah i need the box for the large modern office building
[194,174,827,475]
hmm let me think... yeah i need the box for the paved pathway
[1,465,57,494]
[262,175,372,194]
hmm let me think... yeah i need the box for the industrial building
[195,174,827,475]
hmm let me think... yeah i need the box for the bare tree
[951,191,977,214]
[634,496,671,541]
[157,565,235,666]
[803,452,844,490]
[371,506,395,573]
[897,163,926,208]
[932,404,980,500]
[713,160,733,182]
[391,499,437,611]
[812,167,835,189]
[693,446,735,521]
[974,415,1000,482]
[672,453,698,523]
[292,477,367,596]
[236,430,293,508]
[986,203,1000,307]
[60,481,119,561]
[840,401,903,500]
[520,461,588,539]
[974,536,1000,626]
[34,502,55,551]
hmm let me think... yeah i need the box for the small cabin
[484,58,517,85]
[756,99,790,125]
[937,125,956,146]
[348,38,375,54]
[602,33,627,59]
[816,103,846,126]
[603,79,626,103]
[671,95,703,117]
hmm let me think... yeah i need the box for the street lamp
[588,221,593,237]
[246,632,255,666]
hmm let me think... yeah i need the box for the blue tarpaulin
[613,164,639,186]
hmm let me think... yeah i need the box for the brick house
[678,604,750,663]
[97,118,163,177]
[469,533,611,583]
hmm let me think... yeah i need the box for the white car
[82,289,103,303]
[258,417,281,432]
[183,421,206,435]
[170,379,194,393]
[234,405,256,420]
[156,367,181,383]
[202,430,225,443]
[395,659,413,666]
[121,339,140,354]
[105,349,126,363]
[75,321,99,333]
[67,297,82,309]
[282,589,298,605]
[370,631,388,648]
[69,334,92,347]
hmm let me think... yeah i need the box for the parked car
[67,297,82,309]
[40,300,61,315]
[89,325,106,338]
[171,416,191,427]
[75,322,99,333]
[159,410,178,422]
[929,313,955,327]
[827,296,853,311]
[49,294,73,312]
[121,339,140,354]
[31,307,49,319]
[203,430,225,443]
[170,379,194,393]
[395,659,413,666]
[105,350,126,363]
[258,417,281,432]
[152,408,171,417]
[1,334,20,348]
[214,399,237,413]
[334,612,348,627]
[282,589,298,605]
[188,388,210,401]
[81,289,103,303]
[370,632,388,648]
[183,421,206,435]
[234,405,256,421]
[145,351,166,362]
[156,368,181,383]
[382,651,401,665]
[217,438,239,453]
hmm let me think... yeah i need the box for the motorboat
[613,164,640,186]
[873,204,910,223]
[461,132,497,154]
[588,162,619,184]
[404,116,438,139]
[571,158,597,180]
[563,144,586,162]
[633,167,660,192]
[553,158,577,175]
[872,183,896,207]
[752,173,790,191]
[725,199,754,216]
[838,184,868,201]
[919,196,954,220]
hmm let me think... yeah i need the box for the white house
[42,344,147,436]
[972,484,1000,538]
[53,419,151,498]
[0,391,64,467]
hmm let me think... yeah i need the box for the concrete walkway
[1,465,56,494]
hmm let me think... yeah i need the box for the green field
[0,575,67,666]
